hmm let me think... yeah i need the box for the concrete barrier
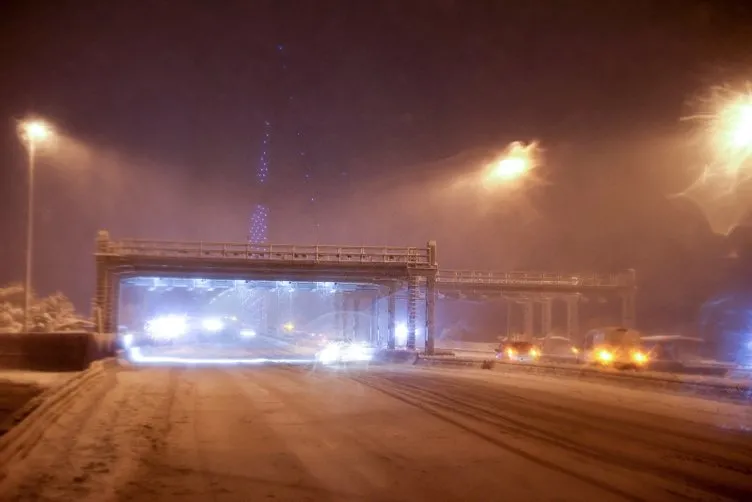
[415,355,752,399]
[0,332,116,372]
[435,341,498,354]
[372,350,420,364]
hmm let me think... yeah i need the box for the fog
[0,129,750,338]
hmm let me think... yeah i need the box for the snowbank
[0,371,77,389]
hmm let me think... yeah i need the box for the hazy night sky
[1,0,751,327]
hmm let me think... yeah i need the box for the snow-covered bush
[0,283,88,333]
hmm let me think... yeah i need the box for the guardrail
[437,270,632,288]
[414,356,752,401]
[101,239,433,266]
[0,332,112,372]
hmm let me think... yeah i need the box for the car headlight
[202,318,224,332]
[632,351,648,364]
[344,344,372,362]
[146,315,188,339]
[597,350,613,362]
[529,349,539,358]
[506,349,516,357]
[317,343,343,364]
[571,347,579,354]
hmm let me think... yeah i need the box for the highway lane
[1,364,750,501]
[133,335,320,361]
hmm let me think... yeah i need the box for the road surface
[133,335,320,362]
[1,364,751,501]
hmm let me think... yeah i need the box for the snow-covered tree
[0,283,88,333]
[0,283,27,333]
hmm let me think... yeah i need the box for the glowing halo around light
[674,84,752,234]
[482,141,541,188]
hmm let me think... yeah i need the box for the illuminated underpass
[117,278,425,363]
[93,231,439,363]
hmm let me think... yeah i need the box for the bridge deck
[97,238,439,283]
[102,239,433,266]
[437,270,632,289]
[97,235,632,290]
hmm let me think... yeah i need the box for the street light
[21,121,51,144]
[18,119,54,332]
[483,141,538,186]
[719,94,752,149]
[714,92,752,165]
[673,85,752,234]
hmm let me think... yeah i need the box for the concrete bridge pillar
[93,231,115,333]
[259,290,268,331]
[522,300,534,338]
[424,277,436,355]
[343,294,351,336]
[566,295,579,340]
[110,277,122,332]
[93,262,109,333]
[370,295,379,345]
[334,291,344,337]
[506,301,512,337]
[621,289,636,329]
[343,295,351,337]
[352,296,361,339]
[540,297,552,336]
[406,277,418,350]
[387,283,397,350]
[621,269,637,329]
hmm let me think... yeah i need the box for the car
[579,327,649,369]
[539,335,580,363]
[193,315,242,342]
[316,339,374,365]
[495,341,541,362]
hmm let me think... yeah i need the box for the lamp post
[18,119,52,332]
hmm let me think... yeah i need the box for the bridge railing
[102,239,433,266]
[437,270,631,288]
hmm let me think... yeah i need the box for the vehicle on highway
[137,314,242,346]
[640,334,733,375]
[579,327,648,369]
[138,314,190,346]
[316,339,374,365]
[539,335,580,363]
[495,341,541,362]
[193,315,242,342]
[237,325,258,339]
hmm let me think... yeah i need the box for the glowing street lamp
[483,141,538,186]
[20,120,52,144]
[674,85,752,234]
[715,93,752,158]
[712,92,752,172]
[17,119,54,332]
[687,88,752,177]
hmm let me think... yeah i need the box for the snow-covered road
[1,363,751,501]
[133,335,320,361]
